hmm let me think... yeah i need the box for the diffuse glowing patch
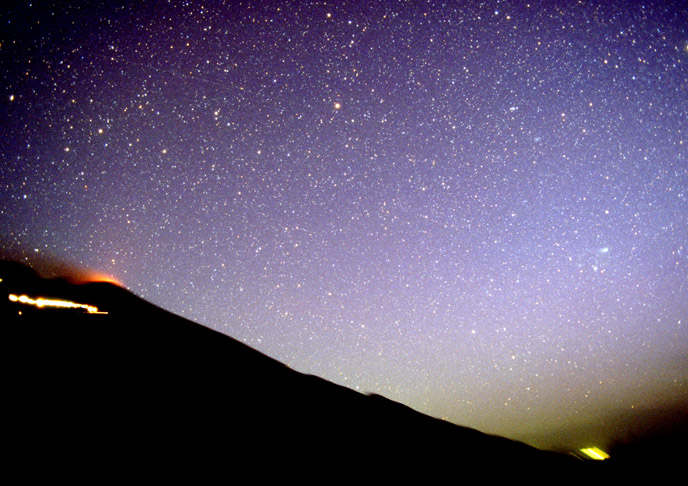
[8,294,107,314]
[80,272,122,286]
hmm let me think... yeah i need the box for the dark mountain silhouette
[3,261,615,480]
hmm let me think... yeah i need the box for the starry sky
[2,0,687,451]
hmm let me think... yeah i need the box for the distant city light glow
[82,272,123,286]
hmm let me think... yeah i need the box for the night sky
[2,0,687,451]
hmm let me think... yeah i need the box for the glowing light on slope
[579,447,610,460]
[8,294,107,314]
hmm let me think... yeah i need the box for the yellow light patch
[579,447,610,460]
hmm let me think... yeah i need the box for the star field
[2,0,687,450]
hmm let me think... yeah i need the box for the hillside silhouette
[2,260,629,480]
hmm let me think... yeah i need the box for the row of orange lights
[8,294,107,314]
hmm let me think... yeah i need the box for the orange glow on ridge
[80,272,123,286]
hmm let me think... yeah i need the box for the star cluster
[2,0,687,450]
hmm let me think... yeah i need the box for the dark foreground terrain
[3,261,667,480]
